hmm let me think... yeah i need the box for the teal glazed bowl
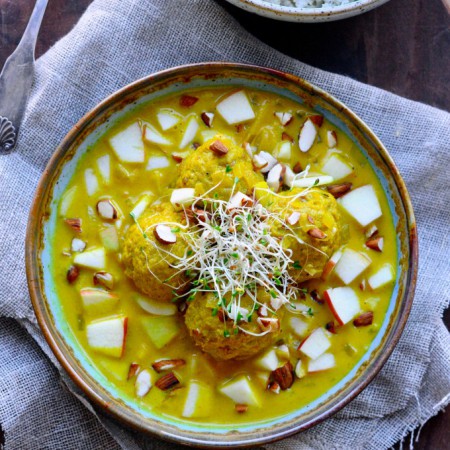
[26,63,417,447]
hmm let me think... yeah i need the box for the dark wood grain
[0,0,448,448]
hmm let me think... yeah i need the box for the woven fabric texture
[0,0,449,449]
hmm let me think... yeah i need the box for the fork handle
[0,0,49,154]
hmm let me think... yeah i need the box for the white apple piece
[96,154,111,184]
[80,288,119,312]
[109,122,145,163]
[135,296,177,316]
[142,122,172,146]
[141,316,180,349]
[327,130,338,148]
[157,109,181,131]
[299,328,331,360]
[135,369,152,397]
[321,249,343,280]
[298,119,317,152]
[289,317,309,337]
[71,238,86,252]
[254,151,278,174]
[216,91,255,125]
[84,168,99,196]
[146,156,170,171]
[308,353,336,373]
[267,163,285,192]
[182,381,213,418]
[368,263,394,290]
[277,142,291,161]
[99,227,119,252]
[321,154,353,181]
[59,186,77,217]
[130,194,154,220]
[338,185,382,226]
[170,188,195,209]
[179,116,199,149]
[334,248,371,285]
[73,247,105,270]
[86,316,127,358]
[255,349,278,371]
[323,287,360,326]
[219,376,260,406]
[291,175,334,188]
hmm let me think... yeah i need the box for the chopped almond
[267,380,280,394]
[66,265,79,284]
[281,132,294,142]
[287,211,300,226]
[327,130,338,148]
[366,236,384,252]
[327,183,352,199]
[325,321,337,334]
[71,238,86,252]
[309,114,324,127]
[365,225,379,239]
[307,215,315,224]
[235,404,248,413]
[359,279,367,291]
[209,140,228,156]
[154,224,177,244]
[257,317,280,333]
[93,271,114,290]
[275,112,293,126]
[127,362,140,380]
[179,95,198,107]
[152,359,186,373]
[272,361,294,390]
[307,228,326,239]
[293,162,302,174]
[172,154,183,163]
[155,372,180,390]
[252,154,269,171]
[310,289,324,304]
[200,112,214,127]
[64,218,82,233]
[353,311,374,327]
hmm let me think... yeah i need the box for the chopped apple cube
[179,116,199,149]
[146,156,170,171]
[338,185,382,226]
[142,122,172,146]
[109,122,145,163]
[141,316,180,349]
[323,287,360,326]
[80,288,119,313]
[84,169,99,196]
[321,154,353,180]
[368,263,394,289]
[289,317,309,337]
[99,227,119,252]
[74,248,105,270]
[255,349,278,371]
[98,358,129,381]
[299,328,331,360]
[217,91,255,125]
[86,316,127,358]
[308,353,336,372]
[182,381,213,418]
[277,142,291,161]
[96,155,111,184]
[291,175,334,188]
[170,188,195,209]
[334,248,371,285]
[135,296,177,316]
[157,109,181,131]
[219,376,260,406]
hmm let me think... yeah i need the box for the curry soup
[51,87,396,425]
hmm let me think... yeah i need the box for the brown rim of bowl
[26,62,418,448]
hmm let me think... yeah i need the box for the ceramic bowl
[224,0,391,22]
[26,62,417,448]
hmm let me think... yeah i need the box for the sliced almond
[235,404,248,413]
[293,162,302,174]
[307,228,327,239]
[201,112,214,127]
[359,279,367,291]
[127,362,141,380]
[275,112,293,126]
[281,132,294,143]
[179,95,198,107]
[252,154,269,171]
[71,238,86,252]
[257,317,280,333]
[365,225,379,239]
[366,236,384,252]
[267,380,280,394]
[353,311,374,327]
[283,165,295,188]
[287,211,301,226]
[327,182,352,199]
[272,361,294,390]
[267,163,286,193]
[209,140,228,156]
[327,130,338,148]
[154,224,177,245]
[96,200,118,221]
[309,114,324,127]
[298,119,317,152]
[243,142,254,158]
[93,271,114,290]
[258,151,278,174]
[228,192,254,209]
[257,304,268,317]
[152,359,186,373]
[64,218,82,233]
[66,265,79,284]
[325,321,337,334]
[135,369,152,397]
[155,372,180,390]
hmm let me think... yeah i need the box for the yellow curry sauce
[51,87,397,425]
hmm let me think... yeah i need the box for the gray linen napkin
[0,0,449,448]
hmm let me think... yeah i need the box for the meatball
[184,291,281,361]
[264,187,343,283]
[176,136,263,200]
[122,203,189,302]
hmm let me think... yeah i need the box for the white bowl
[224,0,391,22]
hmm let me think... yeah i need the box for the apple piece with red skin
[321,249,343,280]
[334,248,371,285]
[86,316,128,358]
[323,287,360,326]
[298,328,331,360]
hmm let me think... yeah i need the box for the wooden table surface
[0,0,448,448]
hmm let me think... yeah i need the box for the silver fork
[0,0,48,154]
